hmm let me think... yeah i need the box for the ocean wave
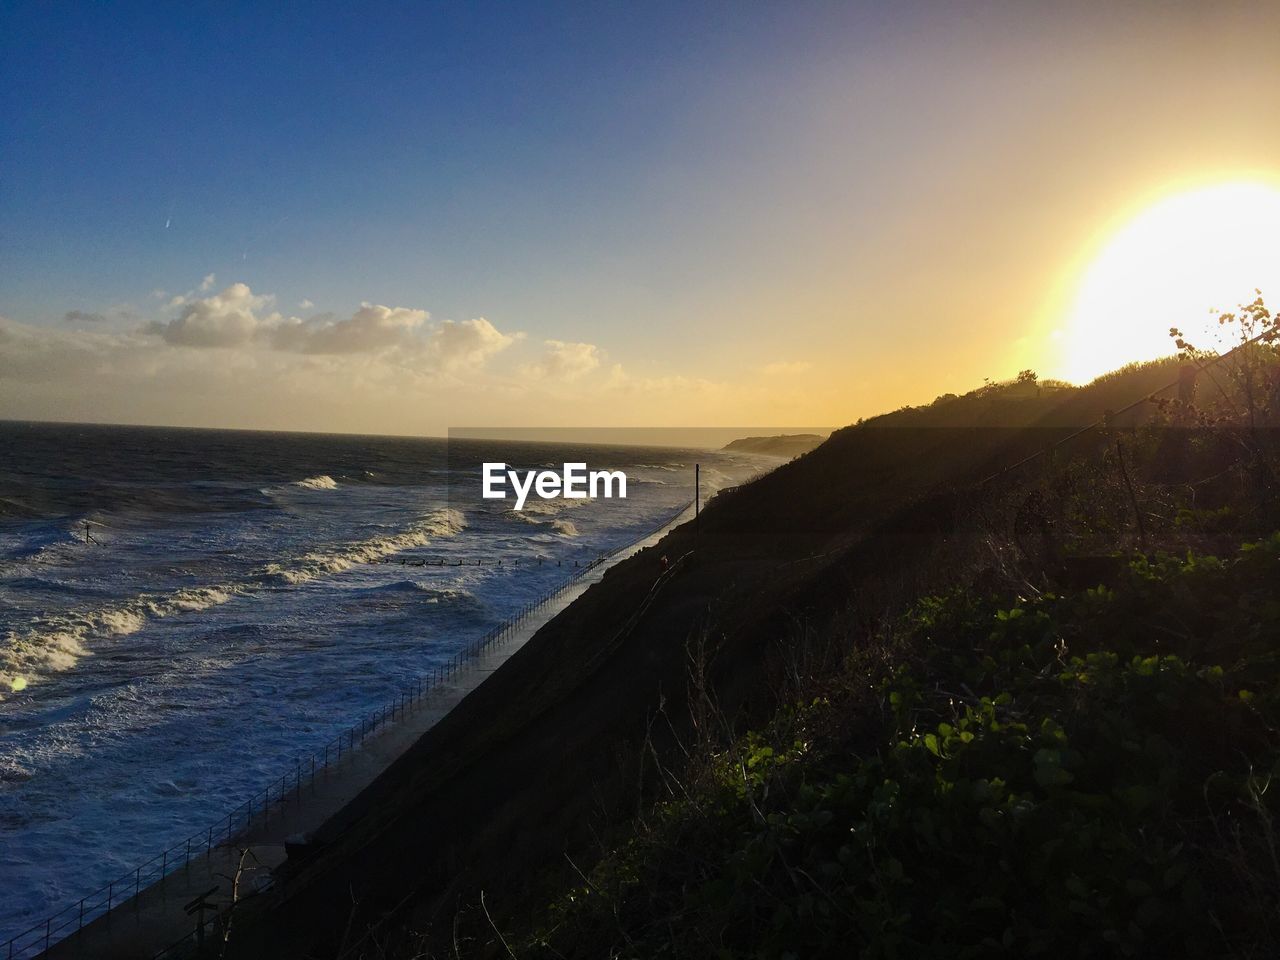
[359,581,476,604]
[362,579,437,594]
[147,586,240,616]
[262,508,465,585]
[0,759,34,783]
[0,521,92,570]
[552,519,580,537]
[0,495,43,520]
[519,501,561,517]
[512,497,594,519]
[1,509,466,694]
[1,583,245,694]
[293,475,338,491]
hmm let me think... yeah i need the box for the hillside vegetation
[497,318,1280,960]
[525,537,1280,958]
[232,312,1280,960]
[722,435,827,459]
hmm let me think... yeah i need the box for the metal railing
[2,503,689,960]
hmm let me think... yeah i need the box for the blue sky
[3,3,889,334]
[4,2,1280,432]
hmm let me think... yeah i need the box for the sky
[4,0,1280,435]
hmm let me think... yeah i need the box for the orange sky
[4,2,1280,434]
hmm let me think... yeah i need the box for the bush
[529,535,1280,959]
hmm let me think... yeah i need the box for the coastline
[25,501,697,960]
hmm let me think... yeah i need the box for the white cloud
[143,283,518,374]
[4,281,831,432]
[762,359,813,376]
[270,303,429,354]
[523,340,602,381]
[199,273,216,292]
[151,282,273,348]
[299,298,314,310]
[429,318,518,370]
[0,307,829,433]
[604,362,720,396]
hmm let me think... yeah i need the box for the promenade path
[35,506,691,960]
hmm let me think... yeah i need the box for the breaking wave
[0,509,466,692]
[293,475,338,491]
[0,584,243,693]
[262,508,465,585]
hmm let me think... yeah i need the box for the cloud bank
[147,283,516,370]
[523,340,602,381]
[0,277,817,432]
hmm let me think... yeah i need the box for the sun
[1058,182,1280,383]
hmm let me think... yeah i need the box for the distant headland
[722,433,826,458]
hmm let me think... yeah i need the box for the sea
[0,421,765,938]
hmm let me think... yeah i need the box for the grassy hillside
[227,341,1280,959]
[523,536,1280,958]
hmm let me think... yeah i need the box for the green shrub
[530,535,1280,959]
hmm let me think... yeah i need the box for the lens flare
[1060,182,1280,383]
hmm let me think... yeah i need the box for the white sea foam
[552,519,580,537]
[0,585,244,692]
[97,609,147,635]
[1,510,466,691]
[294,475,338,490]
[263,508,466,585]
[148,586,239,615]
[519,501,560,517]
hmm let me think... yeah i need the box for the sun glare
[1060,182,1280,383]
